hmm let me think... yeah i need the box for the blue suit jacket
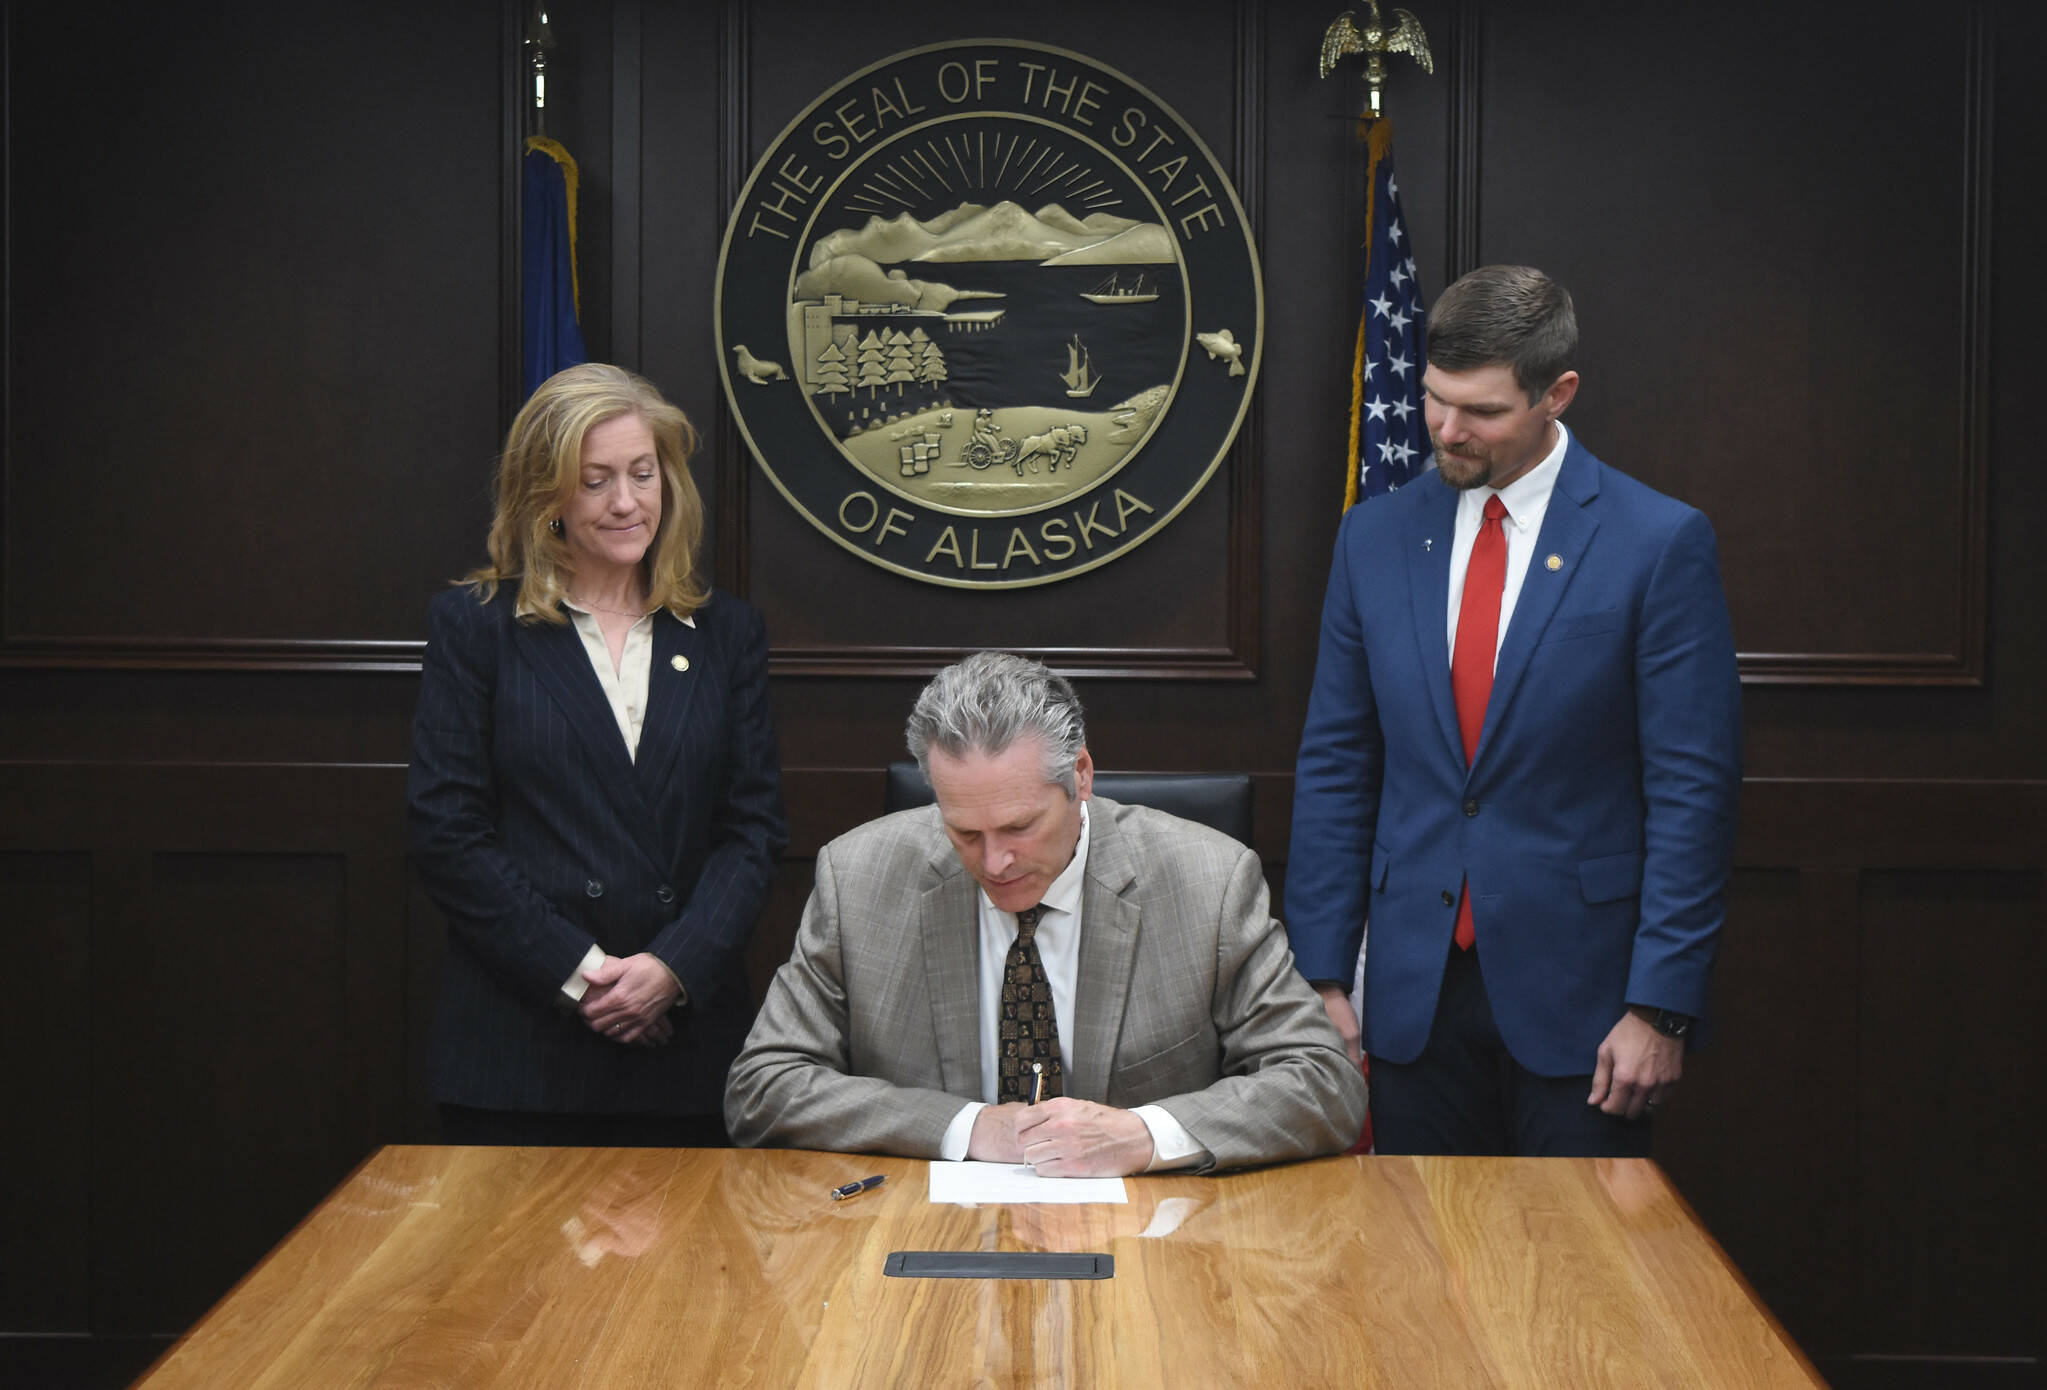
[1286,437,1741,1077]
[407,585,787,1115]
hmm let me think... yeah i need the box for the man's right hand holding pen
[967,1063,1158,1176]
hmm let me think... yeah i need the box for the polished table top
[135,1145,1821,1388]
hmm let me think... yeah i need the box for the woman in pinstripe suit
[408,364,787,1146]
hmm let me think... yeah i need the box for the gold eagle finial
[1320,2,1435,118]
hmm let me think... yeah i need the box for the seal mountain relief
[718,40,1262,589]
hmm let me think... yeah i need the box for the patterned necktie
[1449,494,1508,951]
[997,905,1064,1103]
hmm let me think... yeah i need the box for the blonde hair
[464,363,709,623]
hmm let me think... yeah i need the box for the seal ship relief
[718,40,1263,588]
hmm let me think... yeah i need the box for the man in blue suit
[1286,265,1741,1156]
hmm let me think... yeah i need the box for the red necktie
[1449,495,1508,950]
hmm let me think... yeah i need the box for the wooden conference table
[134,1145,1822,1388]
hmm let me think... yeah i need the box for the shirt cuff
[1133,1105,1208,1172]
[559,944,605,1001]
[939,1101,986,1161]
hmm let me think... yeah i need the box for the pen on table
[830,1174,886,1202]
[1030,1061,1046,1105]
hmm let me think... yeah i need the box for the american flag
[1340,120,1434,1156]
[1345,119,1430,510]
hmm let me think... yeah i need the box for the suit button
[1463,799,1480,817]
[584,878,605,898]
[1441,890,1455,906]
[655,884,675,905]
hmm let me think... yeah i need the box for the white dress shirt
[1445,420,1571,667]
[936,802,1208,1170]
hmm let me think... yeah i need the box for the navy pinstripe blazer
[407,584,787,1116]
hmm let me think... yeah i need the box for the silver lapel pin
[1423,538,1433,552]
[671,654,690,672]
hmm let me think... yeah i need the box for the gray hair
[1426,264,1577,404]
[905,651,1087,798]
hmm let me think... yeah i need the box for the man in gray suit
[726,652,1366,1175]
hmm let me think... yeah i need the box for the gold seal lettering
[937,58,999,104]
[1071,79,1107,126]
[746,155,824,239]
[1073,501,1120,550]
[810,118,851,162]
[1113,489,1157,530]
[1002,527,1042,569]
[832,96,873,148]
[875,506,915,547]
[837,490,880,534]
[1016,61,1052,106]
[869,84,905,125]
[778,153,823,194]
[925,526,965,568]
[1038,516,1077,562]
[1148,154,1188,190]
[1018,62,1081,120]
[1013,65,1108,127]
[1129,120,1176,163]
[866,77,928,134]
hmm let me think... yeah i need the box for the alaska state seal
[717,39,1263,588]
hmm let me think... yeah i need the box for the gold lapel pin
[1545,554,1563,571]
[671,655,690,672]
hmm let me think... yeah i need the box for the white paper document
[928,1161,1129,1206]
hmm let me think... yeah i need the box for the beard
[1431,435,1493,490]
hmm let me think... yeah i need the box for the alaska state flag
[523,135,588,395]
[1345,118,1430,510]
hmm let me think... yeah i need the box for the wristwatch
[1644,1008,1694,1040]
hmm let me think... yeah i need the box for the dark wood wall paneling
[1480,5,1993,686]
[0,766,424,1386]
[2,3,2043,1389]
[1,2,511,672]
[0,2,506,1383]
[1662,784,2046,1388]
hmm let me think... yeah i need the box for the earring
[548,518,564,536]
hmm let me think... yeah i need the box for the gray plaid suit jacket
[725,796,1366,1171]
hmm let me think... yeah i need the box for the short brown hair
[1426,265,1577,404]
